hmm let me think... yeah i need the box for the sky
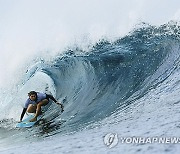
[0,0,180,88]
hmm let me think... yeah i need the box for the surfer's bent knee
[27,104,37,113]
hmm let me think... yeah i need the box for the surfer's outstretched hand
[56,102,64,112]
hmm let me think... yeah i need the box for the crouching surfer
[19,91,64,122]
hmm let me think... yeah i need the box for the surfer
[19,91,64,122]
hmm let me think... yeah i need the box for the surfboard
[16,100,53,128]
[16,114,43,128]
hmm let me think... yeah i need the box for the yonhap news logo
[104,133,119,148]
[103,133,180,148]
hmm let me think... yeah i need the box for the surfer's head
[28,91,37,101]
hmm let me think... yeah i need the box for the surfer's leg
[27,104,37,113]
[36,99,49,116]
[29,99,49,122]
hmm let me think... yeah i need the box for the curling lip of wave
[34,22,180,133]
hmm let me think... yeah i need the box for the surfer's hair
[28,91,37,97]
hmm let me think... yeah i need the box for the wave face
[1,22,180,150]
[38,22,180,133]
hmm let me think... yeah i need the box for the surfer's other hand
[56,102,64,112]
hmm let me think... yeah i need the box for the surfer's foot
[29,117,37,122]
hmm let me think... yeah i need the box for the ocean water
[1,22,180,154]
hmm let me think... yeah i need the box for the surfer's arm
[20,108,27,121]
[19,99,29,121]
[46,94,64,111]
[46,94,58,103]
